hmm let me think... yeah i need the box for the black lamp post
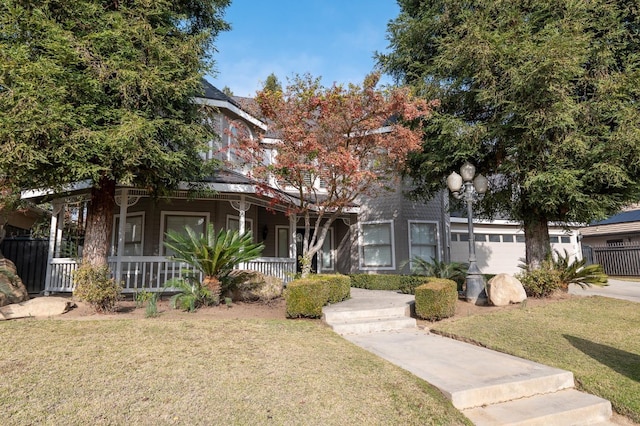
[447,162,489,304]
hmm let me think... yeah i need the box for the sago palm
[411,257,468,282]
[164,224,264,305]
[552,249,608,289]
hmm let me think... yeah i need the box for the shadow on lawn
[564,335,640,382]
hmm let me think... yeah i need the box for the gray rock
[0,257,29,307]
[488,273,527,306]
[0,297,75,320]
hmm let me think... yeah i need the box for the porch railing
[242,257,297,285]
[48,256,297,293]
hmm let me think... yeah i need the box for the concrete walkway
[323,288,617,425]
[569,278,640,303]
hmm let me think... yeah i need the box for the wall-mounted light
[262,224,268,241]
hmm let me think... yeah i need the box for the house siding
[119,198,264,256]
[351,183,447,274]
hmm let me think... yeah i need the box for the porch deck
[48,256,297,293]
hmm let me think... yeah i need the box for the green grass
[432,296,640,422]
[0,319,469,425]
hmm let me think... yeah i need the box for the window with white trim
[276,226,290,258]
[207,114,253,167]
[408,221,438,266]
[112,213,144,256]
[360,221,395,269]
[161,213,208,255]
[320,229,334,271]
[226,215,253,236]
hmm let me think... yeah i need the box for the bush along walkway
[323,288,615,425]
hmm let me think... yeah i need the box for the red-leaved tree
[232,73,436,276]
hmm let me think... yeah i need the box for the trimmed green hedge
[349,274,432,294]
[349,274,404,290]
[415,278,457,321]
[285,274,351,318]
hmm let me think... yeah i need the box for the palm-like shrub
[551,249,608,289]
[400,256,469,294]
[166,275,215,312]
[411,257,468,289]
[164,224,264,307]
[517,250,608,297]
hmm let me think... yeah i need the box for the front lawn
[0,319,469,425]
[432,296,640,423]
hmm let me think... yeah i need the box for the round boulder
[0,258,29,307]
[487,273,527,306]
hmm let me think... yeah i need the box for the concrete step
[328,316,417,335]
[344,330,576,410]
[463,388,612,426]
[322,305,410,323]
[448,368,575,410]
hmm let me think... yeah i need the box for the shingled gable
[195,79,267,131]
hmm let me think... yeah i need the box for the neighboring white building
[449,218,582,275]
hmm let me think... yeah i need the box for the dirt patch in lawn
[45,295,288,321]
[38,289,573,322]
[417,290,576,329]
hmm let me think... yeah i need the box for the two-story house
[23,80,448,294]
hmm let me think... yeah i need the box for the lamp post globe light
[447,162,489,304]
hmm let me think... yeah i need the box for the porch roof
[21,169,360,216]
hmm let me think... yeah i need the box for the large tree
[233,73,434,276]
[0,0,230,267]
[0,178,20,245]
[262,73,282,93]
[379,0,640,268]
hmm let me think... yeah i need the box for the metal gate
[0,238,49,293]
[583,244,640,276]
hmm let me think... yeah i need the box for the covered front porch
[48,256,296,293]
[38,183,306,294]
[33,180,353,294]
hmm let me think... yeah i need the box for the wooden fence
[583,243,640,276]
[0,237,48,293]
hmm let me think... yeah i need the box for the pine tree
[0,0,231,267]
[379,0,640,268]
[263,73,282,93]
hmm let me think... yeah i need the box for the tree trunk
[300,254,313,278]
[202,275,221,305]
[523,215,551,270]
[298,213,336,278]
[83,176,116,268]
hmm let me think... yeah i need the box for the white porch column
[230,197,251,270]
[114,189,129,284]
[238,198,246,236]
[44,201,64,295]
[289,214,297,260]
[230,196,250,235]
[53,203,65,258]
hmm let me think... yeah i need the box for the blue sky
[208,1,401,97]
